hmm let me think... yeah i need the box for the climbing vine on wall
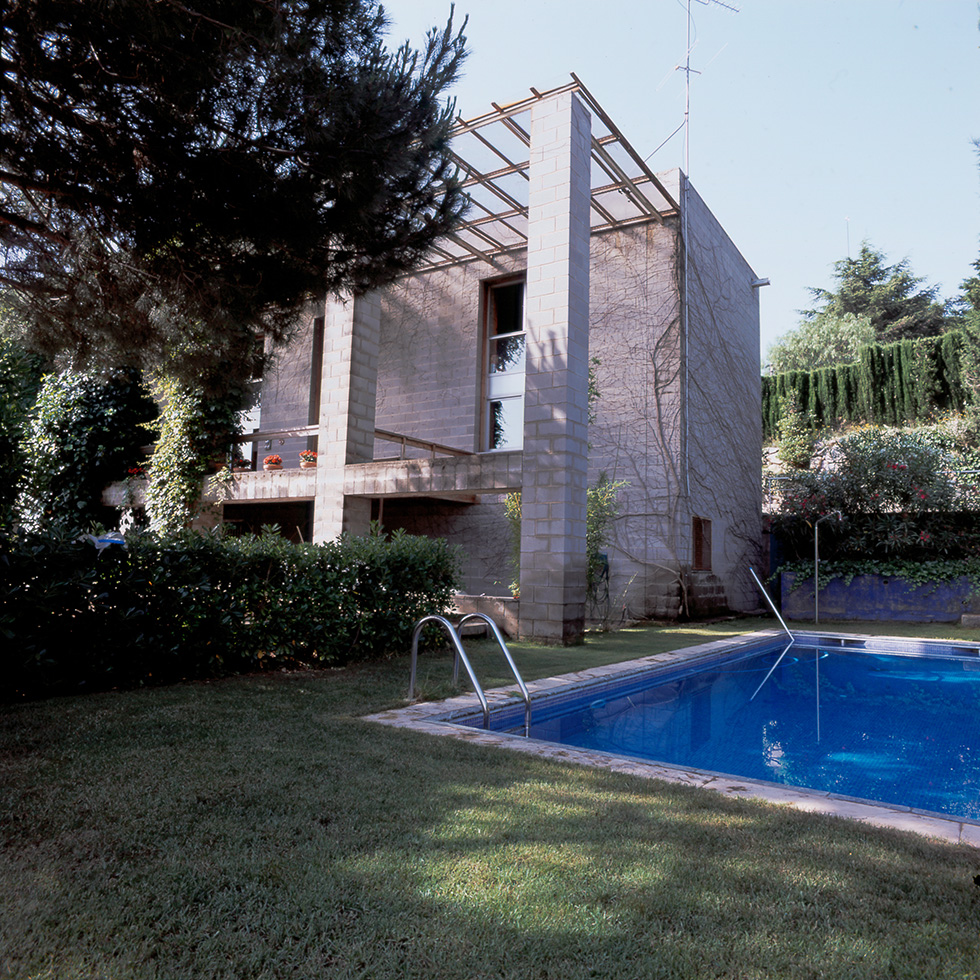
[504,476,627,603]
[145,373,245,533]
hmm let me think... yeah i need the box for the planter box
[451,594,518,637]
[781,571,980,623]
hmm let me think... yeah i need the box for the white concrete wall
[313,292,381,540]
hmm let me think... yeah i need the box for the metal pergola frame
[418,75,681,273]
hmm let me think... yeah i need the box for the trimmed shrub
[1,526,461,700]
[776,393,815,469]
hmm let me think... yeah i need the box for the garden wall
[781,571,980,623]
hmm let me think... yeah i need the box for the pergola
[420,74,681,272]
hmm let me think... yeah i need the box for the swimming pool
[367,630,980,847]
[450,633,980,822]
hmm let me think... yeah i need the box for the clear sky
[386,0,980,362]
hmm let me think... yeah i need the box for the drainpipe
[682,175,690,501]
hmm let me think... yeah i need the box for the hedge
[762,331,967,439]
[1,527,461,700]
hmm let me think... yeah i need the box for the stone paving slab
[366,629,980,849]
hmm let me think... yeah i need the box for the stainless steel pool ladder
[748,566,796,701]
[408,614,532,735]
[748,566,794,641]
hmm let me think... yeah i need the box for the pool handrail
[409,615,489,728]
[749,566,794,642]
[458,612,531,736]
[749,639,795,702]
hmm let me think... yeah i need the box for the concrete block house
[216,78,763,643]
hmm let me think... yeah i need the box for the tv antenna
[678,0,739,177]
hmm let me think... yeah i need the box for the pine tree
[801,242,948,344]
[0,0,468,393]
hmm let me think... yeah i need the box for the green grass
[4,618,980,979]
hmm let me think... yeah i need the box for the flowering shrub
[299,450,317,463]
[263,454,282,466]
[770,426,980,561]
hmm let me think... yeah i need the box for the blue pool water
[458,635,980,821]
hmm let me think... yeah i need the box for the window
[693,516,712,571]
[484,278,525,450]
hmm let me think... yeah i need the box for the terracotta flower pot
[263,463,283,471]
[300,460,317,469]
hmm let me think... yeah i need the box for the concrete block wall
[247,115,760,631]
[517,91,591,643]
[587,219,685,619]
[370,250,527,595]
[312,292,382,541]
[683,179,762,612]
[259,314,319,466]
[375,253,526,456]
[378,495,515,595]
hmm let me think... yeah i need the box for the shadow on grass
[3,655,980,979]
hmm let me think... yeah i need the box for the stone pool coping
[365,628,980,849]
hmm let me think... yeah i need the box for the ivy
[503,491,522,597]
[145,373,245,533]
[780,558,980,597]
[586,474,627,599]
[15,369,156,534]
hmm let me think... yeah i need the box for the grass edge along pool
[447,631,980,824]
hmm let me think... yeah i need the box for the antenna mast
[680,0,738,177]
[679,0,737,500]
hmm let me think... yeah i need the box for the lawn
[3,617,980,979]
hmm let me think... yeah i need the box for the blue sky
[387,0,980,360]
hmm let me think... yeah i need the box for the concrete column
[312,292,381,542]
[518,91,592,644]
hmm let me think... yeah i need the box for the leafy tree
[957,253,980,395]
[801,242,948,345]
[0,302,46,525]
[766,312,875,373]
[0,0,468,393]
[953,141,980,409]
